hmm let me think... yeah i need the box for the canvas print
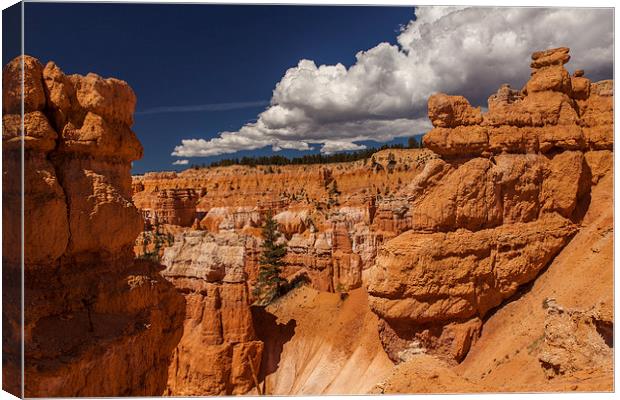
[1,2,614,397]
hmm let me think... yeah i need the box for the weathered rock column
[2,56,185,397]
[161,230,263,395]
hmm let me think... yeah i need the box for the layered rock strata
[133,149,436,291]
[133,187,203,228]
[366,47,613,363]
[160,231,263,395]
[2,56,184,396]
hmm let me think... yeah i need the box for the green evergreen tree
[327,180,340,208]
[329,180,340,196]
[253,211,287,305]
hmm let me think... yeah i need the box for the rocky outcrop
[424,47,613,156]
[404,151,589,233]
[366,47,613,363]
[369,214,576,325]
[133,188,202,228]
[538,299,612,379]
[160,231,263,395]
[2,56,184,396]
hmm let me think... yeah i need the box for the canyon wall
[133,188,203,228]
[133,149,437,292]
[2,56,184,396]
[365,47,613,364]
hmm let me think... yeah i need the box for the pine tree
[327,180,340,208]
[253,210,287,305]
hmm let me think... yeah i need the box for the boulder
[530,47,570,69]
[427,93,483,128]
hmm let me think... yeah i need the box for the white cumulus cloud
[321,140,367,154]
[172,6,613,158]
[172,159,189,165]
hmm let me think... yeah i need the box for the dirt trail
[252,286,394,394]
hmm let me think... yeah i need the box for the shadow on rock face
[594,319,613,348]
[250,306,296,382]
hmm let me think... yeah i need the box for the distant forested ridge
[189,137,424,169]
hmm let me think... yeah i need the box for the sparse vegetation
[138,222,174,262]
[252,210,287,306]
[327,179,341,208]
[188,142,424,169]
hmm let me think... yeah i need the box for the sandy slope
[252,286,394,394]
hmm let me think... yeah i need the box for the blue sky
[22,5,613,174]
[24,3,416,173]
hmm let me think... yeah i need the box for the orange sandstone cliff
[2,56,184,397]
[160,231,263,395]
[368,47,613,391]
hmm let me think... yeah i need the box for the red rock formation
[133,149,436,292]
[424,47,613,156]
[160,231,263,395]
[133,188,201,228]
[281,206,394,292]
[367,47,613,363]
[448,165,613,392]
[2,56,184,397]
